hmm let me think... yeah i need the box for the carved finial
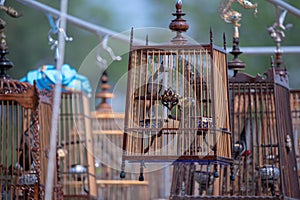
[0,4,22,79]
[219,0,257,74]
[210,27,213,44]
[130,27,134,47]
[228,37,245,75]
[270,56,275,68]
[219,0,257,39]
[267,7,292,68]
[219,0,257,28]
[176,0,182,11]
[223,32,227,50]
[0,26,13,79]
[96,70,114,112]
[169,0,189,44]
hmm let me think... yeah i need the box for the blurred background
[1,0,300,90]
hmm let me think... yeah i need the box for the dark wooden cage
[57,92,97,199]
[229,67,300,199]
[289,89,300,189]
[0,79,60,199]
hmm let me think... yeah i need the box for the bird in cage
[69,164,89,194]
[233,127,248,159]
[7,117,38,185]
[194,171,214,195]
[145,61,166,118]
[179,57,196,84]
[258,165,280,196]
[4,117,38,200]
[18,119,38,171]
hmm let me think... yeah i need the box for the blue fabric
[20,64,92,96]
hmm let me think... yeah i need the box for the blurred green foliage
[1,0,299,88]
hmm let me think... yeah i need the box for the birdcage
[58,91,97,199]
[120,1,231,182]
[170,161,236,198]
[289,89,300,189]
[92,110,150,200]
[92,72,150,199]
[38,89,62,200]
[0,20,61,198]
[0,78,62,199]
[229,67,300,198]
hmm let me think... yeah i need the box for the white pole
[265,0,300,18]
[44,0,68,199]
[228,46,300,55]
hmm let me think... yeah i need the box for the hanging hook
[96,34,122,70]
[102,34,122,61]
[96,34,108,69]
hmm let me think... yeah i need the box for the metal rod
[229,46,300,55]
[265,0,300,18]
[44,0,68,199]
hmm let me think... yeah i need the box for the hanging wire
[96,34,108,69]
[96,34,121,70]
[102,34,121,61]
[47,15,73,61]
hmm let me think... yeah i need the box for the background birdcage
[289,89,300,189]
[57,91,97,199]
[0,79,61,199]
[91,71,155,199]
[229,67,300,198]
[92,104,150,200]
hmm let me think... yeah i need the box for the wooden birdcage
[0,30,60,199]
[289,89,300,188]
[58,91,97,199]
[229,67,300,199]
[92,72,150,199]
[120,1,232,187]
[0,79,61,199]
